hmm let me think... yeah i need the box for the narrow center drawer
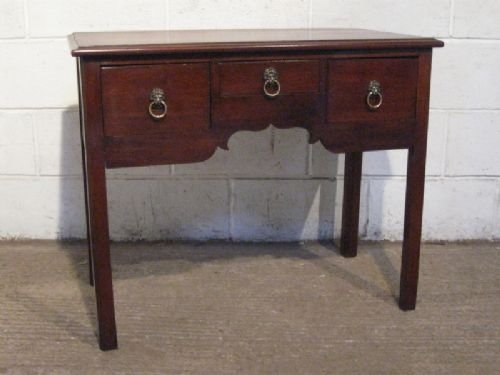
[212,59,323,129]
[217,60,320,97]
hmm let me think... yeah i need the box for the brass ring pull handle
[366,80,383,110]
[263,67,280,98]
[148,88,168,119]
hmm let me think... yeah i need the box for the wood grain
[101,63,210,137]
[327,57,419,123]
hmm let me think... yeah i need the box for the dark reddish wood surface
[105,135,220,168]
[327,57,418,123]
[101,63,210,137]
[212,92,323,130]
[317,119,416,153]
[212,59,323,130]
[218,60,319,96]
[71,29,443,350]
[69,28,443,57]
[399,51,433,310]
[340,152,363,257]
[79,61,117,350]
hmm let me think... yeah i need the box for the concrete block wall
[0,1,499,241]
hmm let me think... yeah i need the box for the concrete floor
[0,240,498,374]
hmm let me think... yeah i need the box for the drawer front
[101,63,209,137]
[213,60,322,128]
[327,57,418,124]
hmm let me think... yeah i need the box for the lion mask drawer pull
[366,80,383,110]
[263,67,281,98]
[149,88,168,119]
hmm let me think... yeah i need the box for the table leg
[85,157,118,350]
[340,152,363,258]
[399,50,432,311]
[399,144,426,310]
[79,59,118,350]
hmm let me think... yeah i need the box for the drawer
[327,57,418,124]
[212,60,322,128]
[101,63,209,137]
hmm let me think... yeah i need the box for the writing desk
[69,29,444,350]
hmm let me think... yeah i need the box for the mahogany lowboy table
[69,29,444,350]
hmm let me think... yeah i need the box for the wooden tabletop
[69,28,444,57]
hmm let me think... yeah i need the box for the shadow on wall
[58,108,393,243]
[55,108,86,240]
